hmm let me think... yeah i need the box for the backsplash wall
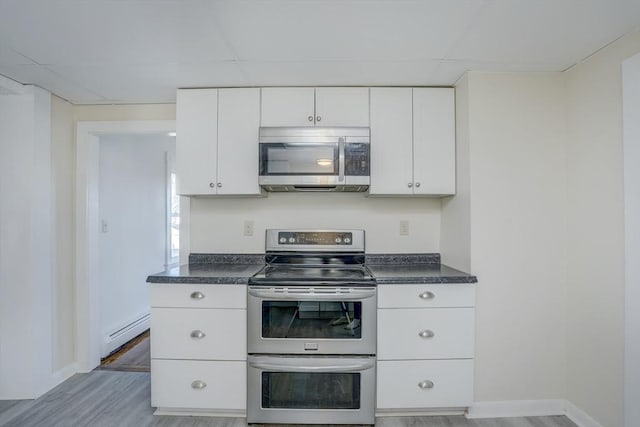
[189,193,441,254]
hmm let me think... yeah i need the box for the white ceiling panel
[0,0,236,66]
[0,44,35,66]
[237,60,441,86]
[213,0,486,61]
[48,61,247,103]
[0,63,105,101]
[449,0,640,65]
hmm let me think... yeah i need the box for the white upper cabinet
[176,88,218,195]
[217,88,261,195]
[261,87,369,127]
[413,88,455,195]
[369,87,455,196]
[261,87,315,127]
[176,88,262,196]
[314,87,370,126]
[369,87,414,195]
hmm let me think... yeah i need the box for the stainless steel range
[247,229,376,425]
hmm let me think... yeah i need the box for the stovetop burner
[249,229,375,286]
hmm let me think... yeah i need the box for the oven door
[247,354,376,425]
[259,140,341,186]
[247,286,376,355]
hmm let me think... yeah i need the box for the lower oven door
[247,355,376,425]
[247,286,377,355]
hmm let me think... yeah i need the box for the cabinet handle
[209,182,215,188]
[217,182,222,188]
[419,291,435,300]
[415,182,421,188]
[308,116,314,122]
[190,291,205,300]
[408,183,413,188]
[418,380,434,389]
[418,329,435,338]
[190,330,206,339]
[191,380,207,390]
[316,116,322,122]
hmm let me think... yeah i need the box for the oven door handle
[248,287,376,301]
[249,360,375,373]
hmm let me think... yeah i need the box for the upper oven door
[247,286,376,355]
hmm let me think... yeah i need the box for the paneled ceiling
[0,0,639,104]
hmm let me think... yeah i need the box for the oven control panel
[277,231,353,245]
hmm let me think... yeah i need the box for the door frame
[75,120,180,372]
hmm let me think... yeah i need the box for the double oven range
[247,229,377,425]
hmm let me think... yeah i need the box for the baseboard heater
[102,312,150,358]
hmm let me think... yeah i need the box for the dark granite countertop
[147,253,476,285]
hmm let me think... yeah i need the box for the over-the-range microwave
[258,127,370,192]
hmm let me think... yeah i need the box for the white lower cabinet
[150,284,247,415]
[377,283,475,412]
[151,359,246,411]
[377,359,473,409]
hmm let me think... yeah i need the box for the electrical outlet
[244,220,254,237]
[399,220,409,236]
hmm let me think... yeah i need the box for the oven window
[260,143,339,175]
[262,372,360,410]
[262,301,362,339]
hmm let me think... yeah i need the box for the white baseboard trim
[154,408,245,417]
[467,399,566,419]
[565,400,605,427]
[36,362,78,398]
[467,399,604,427]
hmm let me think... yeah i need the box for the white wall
[98,134,174,356]
[623,50,640,427]
[444,73,568,403]
[441,74,471,272]
[51,95,75,372]
[565,29,640,427]
[0,85,54,398]
[190,194,441,253]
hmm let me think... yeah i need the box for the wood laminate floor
[0,370,578,427]
[98,330,151,372]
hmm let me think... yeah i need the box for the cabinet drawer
[150,284,246,309]
[151,359,246,410]
[151,308,246,360]
[378,284,475,308]
[378,308,474,359]
[377,359,473,409]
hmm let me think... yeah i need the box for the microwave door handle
[338,137,345,182]
[249,360,375,373]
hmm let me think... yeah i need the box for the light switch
[101,220,108,233]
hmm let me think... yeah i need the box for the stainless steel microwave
[258,127,370,192]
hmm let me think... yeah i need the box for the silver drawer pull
[191,380,207,390]
[418,380,434,389]
[419,291,435,300]
[190,291,205,300]
[190,330,206,339]
[418,329,435,338]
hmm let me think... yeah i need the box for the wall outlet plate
[244,220,254,237]
[400,220,409,236]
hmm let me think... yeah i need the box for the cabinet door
[377,359,473,409]
[151,307,246,360]
[151,359,246,411]
[413,88,455,195]
[369,88,413,195]
[217,88,262,195]
[378,308,474,360]
[176,89,218,195]
[315,87,369,126]
[261,87,315,127]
